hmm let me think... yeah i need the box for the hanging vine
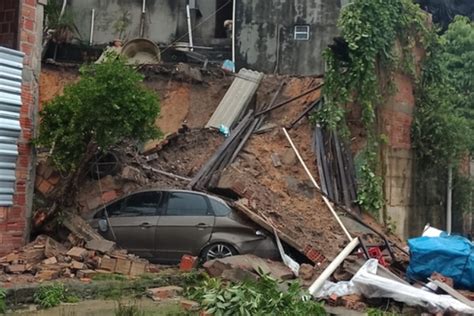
[313,0,429,215]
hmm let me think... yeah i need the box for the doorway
[214,0,233,38]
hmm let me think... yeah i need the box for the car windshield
[208,197,232,216]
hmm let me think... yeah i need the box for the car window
[209,197,231,216]
[95,200,122,218]
[119,192,161,217]
[166,192,210,216]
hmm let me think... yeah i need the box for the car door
[155,192,214,262]
[104,191,162,259]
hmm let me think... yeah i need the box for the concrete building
[64,0,346,75]
[0,0,45,255]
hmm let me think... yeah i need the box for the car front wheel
[201,243,237,262]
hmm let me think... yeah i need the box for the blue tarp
[407,235,474,290]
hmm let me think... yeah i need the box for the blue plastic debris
[222,59,235,72]
[407,235,474,290]
[219,124,230,137]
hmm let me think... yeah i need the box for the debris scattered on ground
[0,233,149,284]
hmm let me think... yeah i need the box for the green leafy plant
[412,16,474,168]
[312,0,430,216]
[36,55,161,172]
[188,275,326,316]
[33,283,79,309]
[0,288,6,313]
[44,0,79,43]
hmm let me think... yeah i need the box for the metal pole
[139,0,147,37]
[232,0,236,69]
[89,9,95,46]
[186,5,194,52]
[282,128,353,241]
[447,165,453,234]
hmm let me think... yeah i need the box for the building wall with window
[235,0,342,75]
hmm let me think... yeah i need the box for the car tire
[201,243,237,262]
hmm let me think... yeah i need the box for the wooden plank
[189,111,254,189]
[287,99,321,130]
[233,201,304,254]
[256,83,324,116]
[430,279,474,308]
[333,132,351,208]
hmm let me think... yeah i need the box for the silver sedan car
[88,189,279,263]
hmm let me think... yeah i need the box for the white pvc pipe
[89,9,95,46]
[186,5,194,52]
[282,128,353,241]
[309,237,360,296]
[142,0,146,13]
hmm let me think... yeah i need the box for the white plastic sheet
[316,259,474,314]
[273,228,300,276]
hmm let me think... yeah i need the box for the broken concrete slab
[204,255,294,281]
[85,239,116,254]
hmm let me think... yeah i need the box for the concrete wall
[68,0,221,46]
[379,70,447,238]
[0,0,44,255]
[235,0,341,75]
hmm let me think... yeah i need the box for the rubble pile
[0,234,150,284]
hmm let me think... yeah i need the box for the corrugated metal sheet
[0,46,24,206]
[206,68,264,129]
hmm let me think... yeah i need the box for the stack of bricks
[0,0,46,256]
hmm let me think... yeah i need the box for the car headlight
[256,230,265,237]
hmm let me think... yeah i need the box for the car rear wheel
[201,243,237,262]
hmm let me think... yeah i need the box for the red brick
[101,190,118,203]
[22,18,34,32]
[179,255,198,272]
[37,179,53,195]
[21,30,36,44]
[21,5,36,20]
[8,207,24,220]
[23,0,36,7]
[13,194,25,206]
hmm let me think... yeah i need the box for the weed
[0,288,6,313]
[115,301,145,316]
[34,282,79,309]
[188,274,326,316]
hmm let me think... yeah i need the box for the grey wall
[235,0,341,75]
[68,0,220,46]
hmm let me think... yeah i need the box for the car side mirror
[98,219,109,233]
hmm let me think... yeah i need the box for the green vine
[314,0,429,215]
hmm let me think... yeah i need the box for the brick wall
[0,0,44,255]
[0,0,20,49]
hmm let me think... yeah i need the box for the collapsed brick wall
[0,0,44,255]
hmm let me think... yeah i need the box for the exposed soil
[222,76,349,260]
[39,66,79,109]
